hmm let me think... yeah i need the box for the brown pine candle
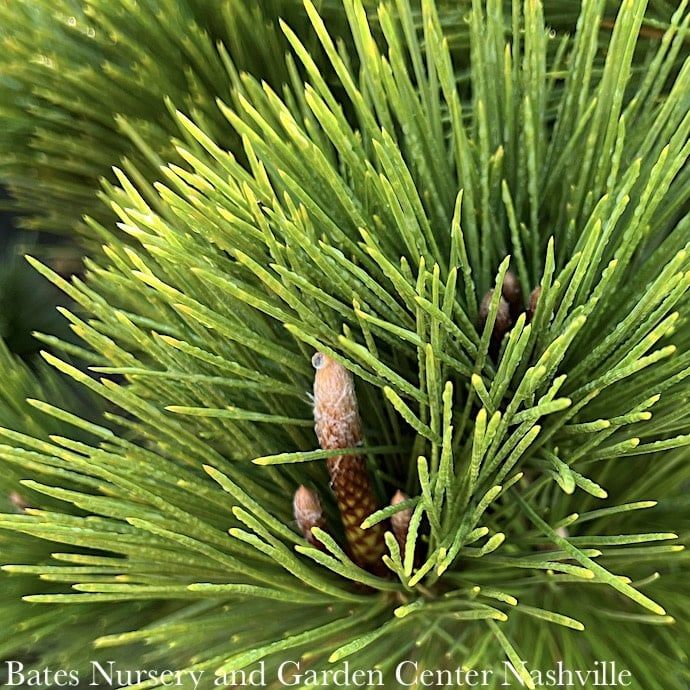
[312,352,387,575]
[390,490,412,550]
[293,485,327,549]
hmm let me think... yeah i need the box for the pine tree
[1,1,690,689]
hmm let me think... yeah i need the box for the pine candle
[312,353,387,575]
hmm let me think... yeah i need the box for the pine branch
[0,0,689,687]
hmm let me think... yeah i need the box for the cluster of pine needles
[0,0,690,688]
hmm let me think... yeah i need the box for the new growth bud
[312,352,386,575]
[293,485,326,548]
[390,490,412,550]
